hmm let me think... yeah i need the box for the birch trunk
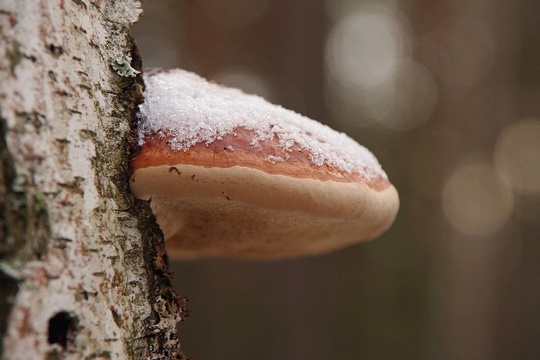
[0,1,189,358]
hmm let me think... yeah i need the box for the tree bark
[0,1,188,358]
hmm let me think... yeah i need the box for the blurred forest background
[132,0,540,359]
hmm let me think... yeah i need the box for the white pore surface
[138,69,387,180]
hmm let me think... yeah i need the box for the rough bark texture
[0,1,189,359]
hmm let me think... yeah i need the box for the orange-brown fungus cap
[130,69,399,259]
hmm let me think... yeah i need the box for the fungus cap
[130,69,399,259]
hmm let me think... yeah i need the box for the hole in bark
[47,311,78,349]
[48,44,64,57]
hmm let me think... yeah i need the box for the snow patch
[137,69,387,180]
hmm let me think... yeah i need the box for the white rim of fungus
[137,69,387,181]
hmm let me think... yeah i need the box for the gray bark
[0,0,188,358]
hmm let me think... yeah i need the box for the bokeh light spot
[324,4,436,131]
[442,161,514,237]
[325,5,409,89]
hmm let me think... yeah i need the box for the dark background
[132,1,540,359]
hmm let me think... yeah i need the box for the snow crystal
[137,69,387,180]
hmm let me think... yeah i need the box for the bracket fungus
[130,69,399,259]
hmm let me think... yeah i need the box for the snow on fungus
[130,69,399,260]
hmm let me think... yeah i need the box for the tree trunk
[0,1,188,358]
